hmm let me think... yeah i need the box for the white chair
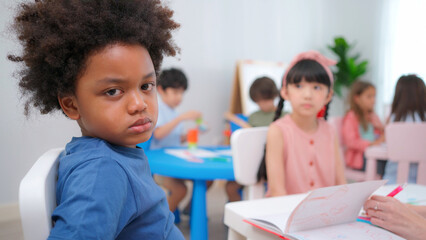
[19,148,64,240]
[385,123,426,184]
[328,117,368,182]
[230,127,268,200]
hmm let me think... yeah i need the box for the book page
[286,180,386,233]
[248,211,292,235]
[291,221,403,240]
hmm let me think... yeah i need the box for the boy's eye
[142,83,155,91]
[314,85,321,90]
[105,89,122,96]
[295,84,302,88]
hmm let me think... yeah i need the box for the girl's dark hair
[391,74,426,122]
[157,68,188,90]
[347,81,375,131]
[257,60,332,182]
[8,0,179,115]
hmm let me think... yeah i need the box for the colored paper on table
[214,149,233,157]
[165,149,219,163]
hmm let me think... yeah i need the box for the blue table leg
[190,180,208,240]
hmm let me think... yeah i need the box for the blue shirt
[48,137,184,240]
[150,97,183,149]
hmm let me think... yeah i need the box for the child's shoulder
[62,137,144,170]
[271,114,291,127]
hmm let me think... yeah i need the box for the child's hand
[179,111,202,121]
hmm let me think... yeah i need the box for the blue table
[144,146,234,240]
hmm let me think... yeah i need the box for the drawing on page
[291,185,350,226]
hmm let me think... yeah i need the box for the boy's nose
[128,92,147,114]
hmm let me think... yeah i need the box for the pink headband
[282,50,336,86]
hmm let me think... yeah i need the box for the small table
[224,184,426,240]
[145,146,234,240]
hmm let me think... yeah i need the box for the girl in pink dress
[265,51,347,196]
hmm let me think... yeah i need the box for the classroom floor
[0,180,229,240]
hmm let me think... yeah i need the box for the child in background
[383,74,426,184]
[225,76,284,201]
[265,51,347,197]
[9,1,184,239]
[342,81,386,175]
[151,68,205,213]
[224,76,284,129]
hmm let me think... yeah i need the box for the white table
[224,184,426,240]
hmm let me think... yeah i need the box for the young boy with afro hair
[9,0,185,239]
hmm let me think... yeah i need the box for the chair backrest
[19,148,64,240]
[328,116,367,182]
[231,127,268,200]
[328,116,344,148]
[385,123,426,184]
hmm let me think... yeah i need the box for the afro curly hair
[8,0,179,115]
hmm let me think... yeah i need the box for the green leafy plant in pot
[328,37,368,97]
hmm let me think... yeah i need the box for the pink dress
[272,115,336,194]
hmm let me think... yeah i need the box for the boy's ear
[58,95,80,120]
[280,86,289,100]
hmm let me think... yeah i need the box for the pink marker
[386,183,406,197]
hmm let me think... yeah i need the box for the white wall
[0,0,384,205]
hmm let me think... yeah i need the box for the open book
[244,180,404,240]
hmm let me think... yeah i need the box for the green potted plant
[328,37,368,97]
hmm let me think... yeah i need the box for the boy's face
[158,86,185,109]
[256,99,276,112]
[59,44,158,148]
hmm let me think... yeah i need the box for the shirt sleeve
[342,113,371,151]
[48,158,136,240]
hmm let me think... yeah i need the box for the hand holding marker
[357,183,406,224]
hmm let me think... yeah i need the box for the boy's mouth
[129,118,152,133]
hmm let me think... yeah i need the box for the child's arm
[153,110,201,140]
[265,124,287,197]
[334,133,347,185]
[224,112,252,128]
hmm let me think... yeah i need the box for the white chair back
[385,123,426,184]
[19,148,63,240]
[231,127,268,200]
